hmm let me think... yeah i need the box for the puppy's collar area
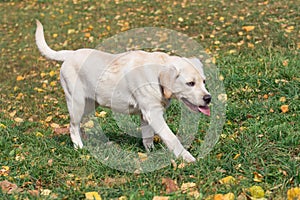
[181,97,210,116]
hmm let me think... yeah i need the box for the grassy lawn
[0,0,299,199]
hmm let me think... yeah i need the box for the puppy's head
[159,57,211,116]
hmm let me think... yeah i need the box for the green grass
[1,0,299,199]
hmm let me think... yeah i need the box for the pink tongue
[198,106,210,116]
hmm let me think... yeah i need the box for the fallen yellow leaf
[14,117,24,123]
[85,191,102,200]
[181,182,196,193]
[178,162,186,169]
[152,196,169,200]
[16,75,25,81]
[138,152,148,162]
[34,87,45,93]
[248,185,265,198]
[35,132,44,137]
[49,70,56,77]
[212,192,235,200]
[50,123,60,129]
[242,26,255,32]
[45,116,53,122]
[253,172,263,182]
[85,33,91,38]
[40,72,47,78]
[287,187,300,200]
[219,176,236,185]
[0,123,7,129]
[0,166,10,176]
[233,153,240,160]
[95,111,107,118]
[68,29,76,34]
[84,120,94,128]
[279,96,286,102]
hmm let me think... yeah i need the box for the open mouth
[181,97,210,116]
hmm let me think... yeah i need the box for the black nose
[203,95,211,104]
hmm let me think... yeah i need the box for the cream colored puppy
[35,20,211,162]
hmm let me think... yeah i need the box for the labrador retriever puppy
[35,20,211,162]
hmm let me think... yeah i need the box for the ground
[0,0,299,199]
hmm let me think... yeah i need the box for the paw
[73,141,83,149]
[143,137,154,152]
[181,150,196,163]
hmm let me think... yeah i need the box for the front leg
[142,109,196,163]
[141,116,155,151]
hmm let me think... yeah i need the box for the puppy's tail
[35,20,72,61]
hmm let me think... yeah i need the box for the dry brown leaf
[48,159,53,166]
[161,178,179,194]
[28,189,39,196]
[54,127,69,135]
[0,180,22,194]
[104,177,127,187]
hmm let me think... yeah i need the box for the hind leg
[67,97,86,148]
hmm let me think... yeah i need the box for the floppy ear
[159,66,179,99]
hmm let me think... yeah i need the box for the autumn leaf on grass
[242,26,255,32]
[95,111,107,118]
[0,166,10,176]
[138,152,148,162]
[0,180,22,194]
[54,127,69,135]
[253,172,263,182]
[14,117,24,123]
[16,75,25,81]
[104,177,127,187]
[28,190,39,197]
[41,189,51,196]
[85,191,102,200]
[287,187,300,200]
[205,192,234,200]
[181,182,200,198]
[152,196,169,200]
[281,105,289,113]
[162,178,179,194]
[219,176,236,185]
[248,186,265,198]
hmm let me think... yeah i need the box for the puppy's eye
[186,81,195,87]
[203,80,206,84]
